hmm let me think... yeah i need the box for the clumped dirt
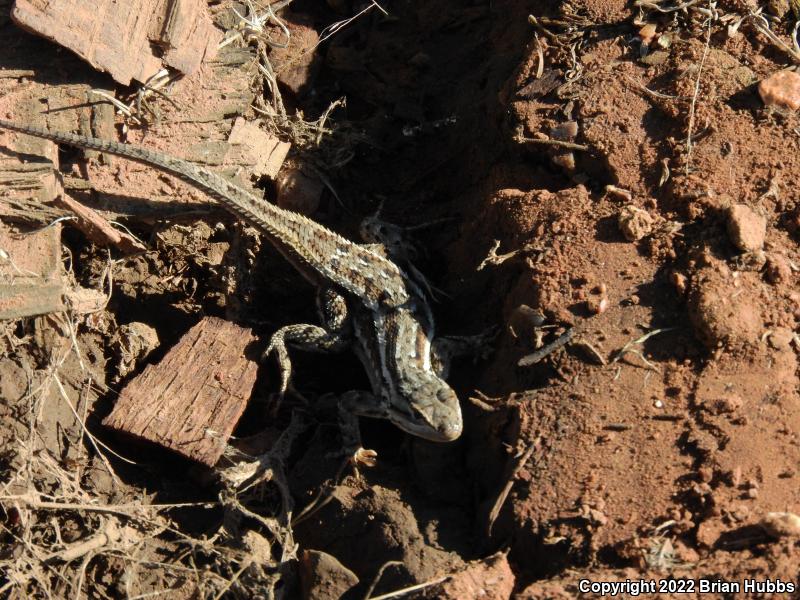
[1,0,799,598]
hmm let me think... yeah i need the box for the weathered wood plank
[102,317,258,466]
[11,0,220,85]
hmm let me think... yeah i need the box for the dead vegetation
[2,0,800,597]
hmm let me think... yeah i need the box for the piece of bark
[0,220,65,319]
[0,120,66,319]
[0,154,66,226]
[103,317,258,466]
[227,117,291,179]
[53,193,146,254]
[11,0,221,86]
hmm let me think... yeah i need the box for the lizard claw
[326,446,378,470]
[352,447,378,468]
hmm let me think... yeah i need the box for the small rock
[758,69,800,111]
[765,253,792,283]
[731,465,743,487]
[671,272,688,294]
[242,530,272,564]
[768,0,791,18]
[586,296,608,314]
[767,327,794,350]
[618,205,654,241]
[726,204,766,253]
[729,505,750,522]
[605,185,633,202]
[508,304,546,336]
[551,151,575,172]
[640,50,670,66]
[550,121,578,140]
[696,519,722,548]
[270,17,320,95]
[698,466,713,482]
[761,512,800,538]
[298,550,359,600]
[687,263,761,348]
[276,163,324,216]
[419,552,514,600]
[639,23,657,46]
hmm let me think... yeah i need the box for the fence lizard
[0,119,464,462]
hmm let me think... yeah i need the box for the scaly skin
[0,119,463,447]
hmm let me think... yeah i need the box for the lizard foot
[326,446,378,473]
[347,447,378,481]
[351,447,378,468]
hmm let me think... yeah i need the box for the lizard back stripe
[0,119,410,310]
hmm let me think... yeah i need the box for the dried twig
[518,328,576,366]
[747,12,800,64]
[634,0,701,13]
[515,132,590,151]
[611,327,676,371]
[486,442,536,537]
[685,8,712,175]
[366,574,451,600]
[317,1,388,48]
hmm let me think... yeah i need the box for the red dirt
[1,0,799,598]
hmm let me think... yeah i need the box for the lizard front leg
[263,288,352,394]
[335,390,393,467]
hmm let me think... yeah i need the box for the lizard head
[370,306,463,441]
[389,344,463,442]
[389,370,463,442]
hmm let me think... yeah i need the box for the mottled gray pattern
[0,119,463,451]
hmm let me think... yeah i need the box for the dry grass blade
[684,7,712,176]
[612,327,676,371]
[747,12,800,64]
[317,1,388,48]
[634,0,701,12]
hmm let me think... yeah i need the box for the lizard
[0,118,464,461]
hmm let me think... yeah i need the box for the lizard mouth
[391,413,463,442]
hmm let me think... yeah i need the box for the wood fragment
[0,125,66,319]
[11,0,221,85]
[227,117,291,179]
[515,134,590,152]
[518,328,576,366]
[103,317,259,467]
[516,69,563,99]
[53,194,146,254]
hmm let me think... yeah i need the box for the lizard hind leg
[316,287,351,333]
[430,328,499,378]
[330,390,391,471]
